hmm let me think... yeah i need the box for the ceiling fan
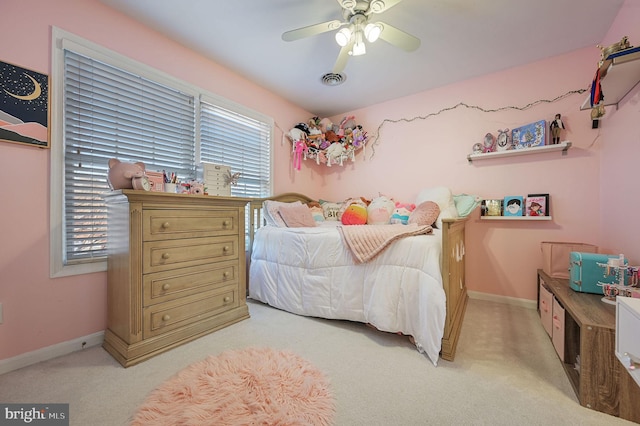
[282,0,420,74]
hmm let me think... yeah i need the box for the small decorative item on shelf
[549,114,565,144]
[503,196,523,216]
[496,129,511,151]
[526,193,549,216]
[511,120,546,149]
[481,199,502,216]
[287,116,368,169]
[482,133,496,153]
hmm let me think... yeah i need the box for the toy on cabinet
[107,158,150,191]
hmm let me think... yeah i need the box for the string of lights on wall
[367,88,588,159]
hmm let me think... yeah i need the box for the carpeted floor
[0,298,632,425]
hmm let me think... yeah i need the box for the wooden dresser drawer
[104,191,249,367]
[143,209,238,241]
[143,235,239,274]
[143,260,239,307]
[144,287,238,338]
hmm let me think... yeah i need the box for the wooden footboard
[247,193,468,362]
[440,217,469,361]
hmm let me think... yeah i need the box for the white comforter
[249,223,447,365]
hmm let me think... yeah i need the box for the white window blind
[56,37,273,271]
[200,100,271,198]
[63,50,196,263]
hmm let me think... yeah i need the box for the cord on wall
[367,88,588,159]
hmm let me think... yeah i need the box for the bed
[246,193,468,365]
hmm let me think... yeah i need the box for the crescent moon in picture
[4,73,42,101]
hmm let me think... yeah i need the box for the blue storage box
[569,252,627,294]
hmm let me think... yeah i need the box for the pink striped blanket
[337,224,433,263]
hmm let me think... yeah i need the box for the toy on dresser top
[107,158,151,191]
[596,254,640,304]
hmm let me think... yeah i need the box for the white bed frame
[247,193,468,361]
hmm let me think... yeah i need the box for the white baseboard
[468,291,537,310]
[0,331,104,376]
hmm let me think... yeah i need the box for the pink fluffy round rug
[131,347,335,426]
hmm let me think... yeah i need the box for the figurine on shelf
[550,114,565,144]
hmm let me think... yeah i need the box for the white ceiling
[97,0,624,118]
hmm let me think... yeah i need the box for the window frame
[50,27,273,278]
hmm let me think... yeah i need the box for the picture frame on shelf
[526,193,549,216]
[496,128,511,151]
[511,120,546,150]
[482,199,502,216]
[503,196,524,216]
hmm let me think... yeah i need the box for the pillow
[415,187,458,228]
[263,200,302,227]
[320,201,342,221]
[453,194,482,217]
[277,204,317,228]
[408,201,440,226]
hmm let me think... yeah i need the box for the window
[50,28,273,277]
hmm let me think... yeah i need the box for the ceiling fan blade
[368,0,403,14]
[332,42,354,74]
[282,20,343,42]
[377,22,420,51]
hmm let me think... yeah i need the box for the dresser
[103,190,250,367]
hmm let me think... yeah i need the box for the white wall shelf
[480,216,552,221]
[467,141,571,163]
[580,46,640,111]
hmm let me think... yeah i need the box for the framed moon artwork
[0,60,49,149]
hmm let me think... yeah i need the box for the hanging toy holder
[597,254,640,305]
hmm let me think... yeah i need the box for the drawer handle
[161,222,170,229]
[162,252,170,260]
[223,296,231,303]
[622,352,640,370]
[162,314,171,322]
[162,283,170,291]
[223,271,230,278]
[223,246,230,253]
[552,316,562,329]
[223,220,230,227]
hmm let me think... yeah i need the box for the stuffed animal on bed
[367,195,395,225]
[390,202,416,225]
[307,201,325,222]
[340,197,369,225]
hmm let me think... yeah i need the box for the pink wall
[318,48,604,301]
[1,0,638,362]
[598,0,640,264]
[0,0,311,360]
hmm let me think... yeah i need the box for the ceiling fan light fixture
[351,31,366,56]
[335,27,352,47]
[364,23,382,42]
